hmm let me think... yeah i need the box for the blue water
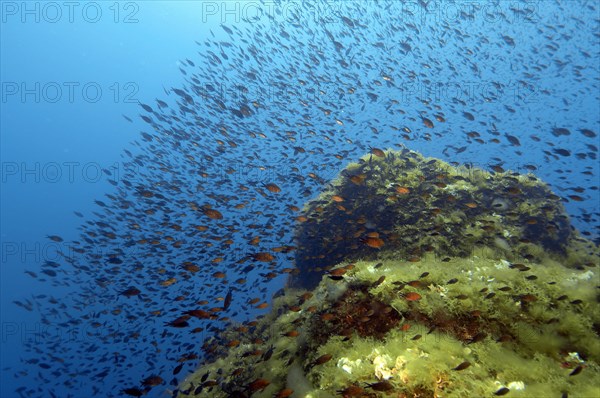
[1,1,598,397]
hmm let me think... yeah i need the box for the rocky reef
[291,147,587,289]
[179,149,599,397]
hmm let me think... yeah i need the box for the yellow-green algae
[180,252,599,397]
[180,150,599,397]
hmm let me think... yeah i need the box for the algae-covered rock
[180,150,599,397]
[291,148,587,289]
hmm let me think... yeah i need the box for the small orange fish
[370,147,385,157]
[249,236,261,245]
[337,385,364,396]
[264,183,281,193]
[247,378,270,393]
[185,309,211,319]
[275,389,294,398]
[252,252,274,262]
[349,173,367,185]
[404,292,422,301]
[328,268,347,276]
[320,313,335,321]
[203,208,223,220]
[396,186,410,195]
[313,354,333,366]
[362,237,384,249]
[520,294,537,303]
[159,278,177,286]
[181,263,200,273]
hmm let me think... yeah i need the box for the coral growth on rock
[180,149,599,397]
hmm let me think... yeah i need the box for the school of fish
[7,1,599,397]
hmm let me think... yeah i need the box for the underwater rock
[180,150,599,397]
[291,148,587,289]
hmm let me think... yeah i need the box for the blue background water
[1,1,598,397]
[1,3,212,396]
